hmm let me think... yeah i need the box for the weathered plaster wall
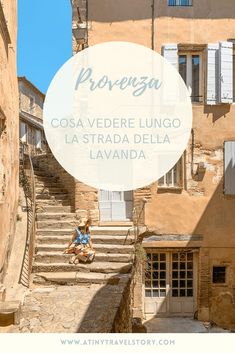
[71,0,235,329]
[19,80,44,120]
[0,0,19,282]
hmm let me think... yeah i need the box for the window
[20,122,28,143]
[179,54,201,102]
[145,253,167,298]
[212,266,226,284]
[158,158,183,188]
[224,141,235,195]
[172,252,194,297]
[29,95,35,113]
[35,130,42,149]
[168,0,192,6]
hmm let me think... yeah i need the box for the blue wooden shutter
[224,141,235,195]
[219,41,233,104]
[207,43,219,105]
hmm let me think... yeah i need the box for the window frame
[178,51,203,103]
[158,157,184,190]
[212,266,228,286]
[168,0,193,7]
[19,121,28,144]
[29,94,35,114]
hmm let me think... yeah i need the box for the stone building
[0,0,19,283]
[19,77,46,155]
[71,0,235,330]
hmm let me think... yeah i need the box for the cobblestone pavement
[0,282,128,333]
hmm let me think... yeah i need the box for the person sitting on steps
[63,218,95,264]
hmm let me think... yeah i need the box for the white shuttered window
[20,122,27,143]
[224,141,235,195]
[219,42,233,104]
[35,129,42,149]
[207,43,219,105]
[207,42,233,104]
[162,44,178,70]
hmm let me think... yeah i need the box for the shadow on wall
[204,104,231,124]
[192,178,235,329]
[87,0,235,22]
[192,179,235,238]
[75,274,132,333]
[140,176,235,330]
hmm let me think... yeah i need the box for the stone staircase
[32,167,135,286]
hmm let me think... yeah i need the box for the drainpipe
[151,0,155,51]
[191,128,194,176]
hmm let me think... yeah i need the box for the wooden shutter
[35,130,42,149]
[162,44,178,104]
[162,44,178,70]
[20,122,27,142]
[224,141,235,195]
[207,43,219,105]
[219,41,233,104]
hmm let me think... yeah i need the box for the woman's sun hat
[77,218,88,228]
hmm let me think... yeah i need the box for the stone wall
[111,275,133,333]
[0,0,19,283]
[75,181,99,223]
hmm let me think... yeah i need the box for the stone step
[35,187,68,194]
[36,199,71,206]
[35,181,63,188]
[34,170,54,177]
[36,213,76,221]
[36,228,132,236]
[36,205,72,213]
[32,261,132,274]
[35,175,59,183]
[35,251,133,263]
[36,243,134,253]
[33,272,126,285]
[36,193,69,200]
[36,234,134,245]
[36,220,77,229]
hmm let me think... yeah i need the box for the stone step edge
[33,272,130,285]
[35,243,134,249]
[36,213,76,217]
[36,229,133,234]
[32,262,132,274]
[34,251,133,263]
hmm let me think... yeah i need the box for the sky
[17,0,72,94]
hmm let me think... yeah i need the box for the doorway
[144,250,197,318]
[98,190,133,222]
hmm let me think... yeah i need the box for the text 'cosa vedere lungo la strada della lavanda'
[50,117,182,160]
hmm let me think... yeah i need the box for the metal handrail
[19,141,36,287]
[125,198,147,246]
